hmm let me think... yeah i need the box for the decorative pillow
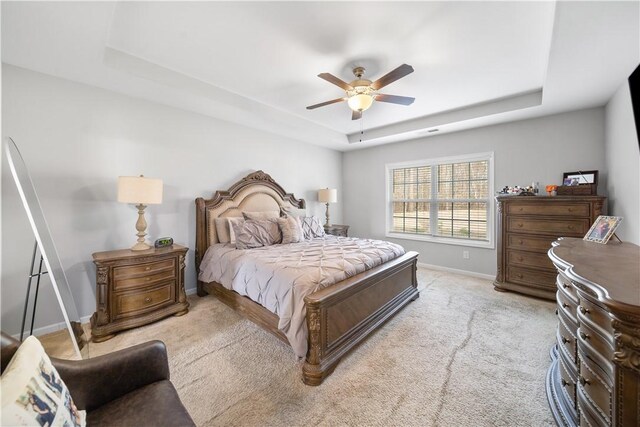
[280,206,307,218]
[299,216,326,240]
[214,218,231,243]
[277,216,305,244]
[227,217,245,244]
[1,336,86,427]
[233,219,282,249]
[241,211,280,221]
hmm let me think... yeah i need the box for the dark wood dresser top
[549,237,640,308]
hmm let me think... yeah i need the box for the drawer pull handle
[568,225,574,230]
[562,302,569,308]
[561,336,571,344]
[144,297,152,303]
[579,377,590,386]
[519,240,524,245]
[146,277,151,281]
[579,306,590,315]
[567,208,573,212]
[561,379,568,387]
[562,283,570,289]
[517,256,523,261]
[515,273,523,279]
[145,266,151,271]
[517,223,523,228]
[579,331,590,341]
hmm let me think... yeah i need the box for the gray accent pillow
[227,217,245,244]
[233,219,282,249]
[242,211,280,221]
[277,216,304,244]
[299,216,326,240]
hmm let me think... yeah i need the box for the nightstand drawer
[324,224,349,237]
[113,282,175,320]
[114,261,176,291]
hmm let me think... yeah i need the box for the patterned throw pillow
[232,219,282,249]
[1,336,86,427]
[277,216,304,244]
[298,216,326,240]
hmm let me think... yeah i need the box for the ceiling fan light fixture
[347,85,375,112]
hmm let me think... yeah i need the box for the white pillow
[214,218,231,243]
[1,336,86,427]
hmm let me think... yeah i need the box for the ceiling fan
[306,64,415,120]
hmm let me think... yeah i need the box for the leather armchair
[1,333,195,426]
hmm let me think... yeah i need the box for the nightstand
[90,245,189,342]
[324,224,349,237]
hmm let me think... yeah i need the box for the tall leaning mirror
[4,137,87,358]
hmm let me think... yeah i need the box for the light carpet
[47,268,558,426]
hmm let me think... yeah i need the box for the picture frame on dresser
[583,215,622,244]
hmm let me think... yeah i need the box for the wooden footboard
[302,251,419,385]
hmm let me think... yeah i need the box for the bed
[195,170,419,385]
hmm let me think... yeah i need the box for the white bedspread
[197,236,405,358]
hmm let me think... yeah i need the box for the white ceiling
[2,1,639,151]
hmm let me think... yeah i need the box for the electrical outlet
[463,250,470,259]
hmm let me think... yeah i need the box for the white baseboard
[16,287,200,339]
[13,314,93,340]
[417,262,495,281]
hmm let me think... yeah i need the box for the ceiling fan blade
[306,97,346,110]
[375,94,415,106]
[352,110,362,121]
[371,64,414,90]
[318,73,353,91]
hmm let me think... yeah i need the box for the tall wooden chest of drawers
[91,245,189,342]
[494,195,605,300]
[547,238,639,427]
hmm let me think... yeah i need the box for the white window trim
[385,151,495,249]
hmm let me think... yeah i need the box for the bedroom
[1,1,639,426]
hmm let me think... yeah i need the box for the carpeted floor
[43,268,557,426]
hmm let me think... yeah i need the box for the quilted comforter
[198,235,405,358]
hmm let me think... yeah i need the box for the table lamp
[118,175,163,251]
[318,188,337,227]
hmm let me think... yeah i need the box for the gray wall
[1,64,343,336]
[605,81,640,244]
[343,108,607,276]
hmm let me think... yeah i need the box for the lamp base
[130,241,152,251]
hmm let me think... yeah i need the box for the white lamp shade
[318,188,337,204]
[118,176,163,205]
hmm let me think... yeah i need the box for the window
[386,152,494,248]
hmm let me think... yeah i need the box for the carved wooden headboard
[194,170,305,271]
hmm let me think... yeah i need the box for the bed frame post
[195,197,208,297]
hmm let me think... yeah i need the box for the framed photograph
[584,215,623,244]
[562,170,598,186]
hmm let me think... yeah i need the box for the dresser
[91,245,189,342]
[547,238,639,427]
[324,224,349,237]
[494,195,605,300]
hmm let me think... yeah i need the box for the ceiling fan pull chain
[360,115,364,142]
